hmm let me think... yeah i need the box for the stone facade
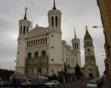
[97,0,111,79]
[84,26,99,79]
[15,1,81,77]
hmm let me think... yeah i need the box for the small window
[52,58,54,62]
[51,46,54,49]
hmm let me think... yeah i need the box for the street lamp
[92,26,102,28]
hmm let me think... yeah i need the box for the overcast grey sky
[0,0,105,76]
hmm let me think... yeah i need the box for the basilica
[15,0,81,77]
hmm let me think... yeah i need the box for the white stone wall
[48,32,63,75]
[16,39,26,75]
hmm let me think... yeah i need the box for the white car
[45,80,59,87]
[86,79,98,88]
[22,78,31,85]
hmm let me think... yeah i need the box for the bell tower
[48,0,63,75]
[19,8,32,38]
[15,8,32,75]
[84,25,99,79]
[72,28,81,66]
[48,0,61,32]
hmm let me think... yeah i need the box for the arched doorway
[41,50,48,76]
[25,52,33,76]
[33,51,39,76]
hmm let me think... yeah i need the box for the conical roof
[84,30,92,40]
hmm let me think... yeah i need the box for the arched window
[34,51,38,58]
[51,16,54,26]
[41,50,46,56]
[75,43,76,49]
[87,41,89,45]
[20,26,22,34]
[55,16,58,26]
[23,26,25,35]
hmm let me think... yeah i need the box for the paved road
[61,80,86,88]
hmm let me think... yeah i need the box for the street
[61,80,86,88]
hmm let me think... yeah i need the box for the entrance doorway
[89,73,93,79]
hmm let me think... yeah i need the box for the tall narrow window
[51,16,54,26]
[55,16,58,26]
[23,26,25,35]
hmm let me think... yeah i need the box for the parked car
[3,80,11,85]
[21,78,31,85]
[44,80,60,87]
[86,79,98,88]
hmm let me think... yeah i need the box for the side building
[97,0,111,79]
[84,26,99,79]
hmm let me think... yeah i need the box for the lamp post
[92,26,102,28]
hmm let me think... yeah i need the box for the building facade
[84,26,99,79]
[97,0,111,79]
[15,1,81,77]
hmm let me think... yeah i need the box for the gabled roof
[28,26,49,37]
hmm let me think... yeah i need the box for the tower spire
[53,0,56,10]
[85,25,89,33]
[74,28,77,39]
[24,7,28,20]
